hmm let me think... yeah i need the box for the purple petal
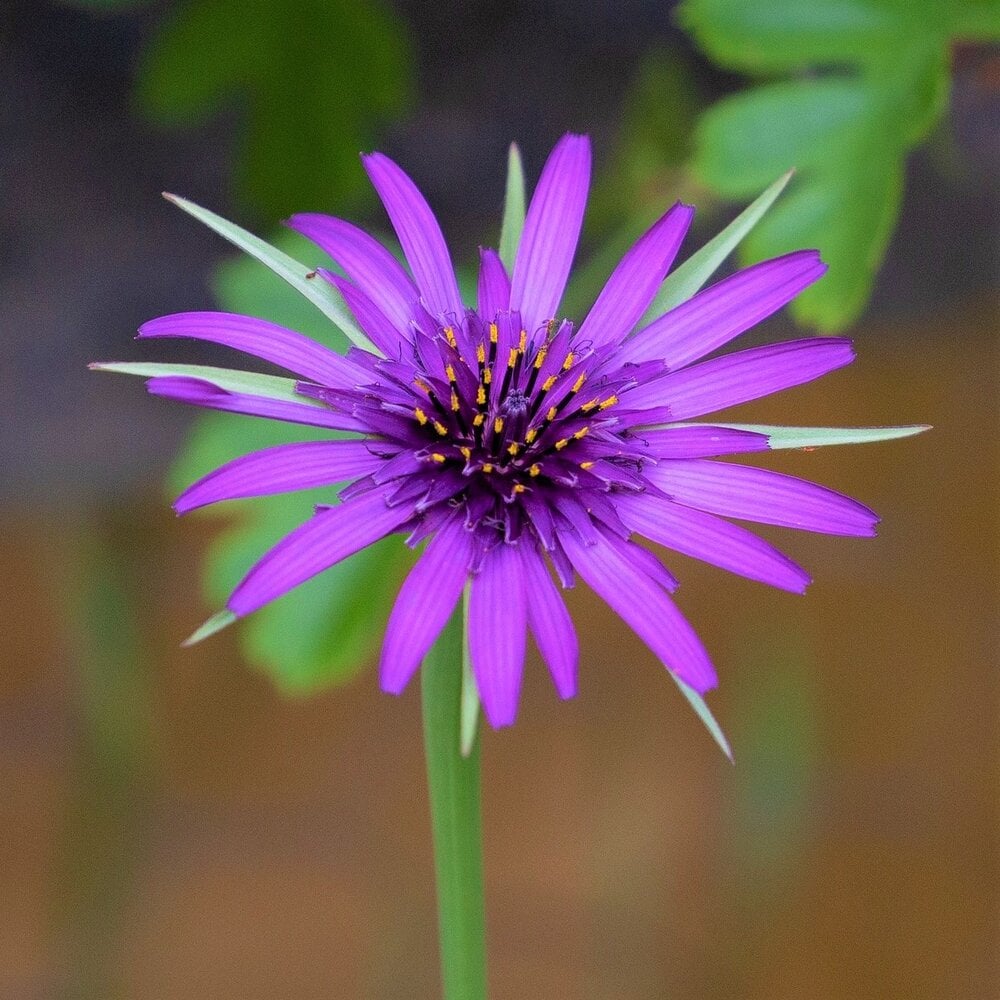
[623,251,827,368]
[326,273,409,358]
[518,545,578,698]
[477,247,512,320]
[379,516,472,695]
[175,440,390,514]
[559,530,717,693]
[638,425,770,458]
[623,338,855,421]
[286,213,420,333]
[510,134,591,335]
[362,153,464,319]
[646,459,879,536]
[468,542,527,728]
[147,376,367,431]
[138,312,366,388]
[616,492,811,593]
[227,488,411,617]
[577,203,694,350]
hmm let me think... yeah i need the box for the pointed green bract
[459,586,480,758]
[91,361,319,407]
[498,143,526,272]
[643,170,793,322]
[710,422,931,449]
[182,609,237,647]
[672,676,733,761]
[163,194,374,352]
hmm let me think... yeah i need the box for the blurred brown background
[1,2,997,998]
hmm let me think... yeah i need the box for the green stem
[421,611,488,1000]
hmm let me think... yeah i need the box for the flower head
[96,134,918,733]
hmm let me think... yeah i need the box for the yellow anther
[541,375,557,392]
[507,347,518,368]
[507,442,520,456]
[481,463,494,474]
[473,413,485,427]
[445,364,457,383]
[580,399,598,413]
[524,428,538,444]
[512,483,526,494]
[483,368,492,385]
[580,460,596,470]
[518,329,527,352]
[414,408,428,425]
[414,378,431,393]
[460,446,472,460]
[528,463,542,477]
[554,438,570,451]
[444,326,457,348]
[572,372,587,393]
[533,346,548,369]
[546,406,558,422]
[433,420,448,436]
[561,352,575,371]
[476,385,486,406]
[489,322,498,343]
[493,416,504,434]
[573,426,589,440]
[429,453,446,463]
[450,390,460,412]
[476,343,486,364]
[598,394,619,411]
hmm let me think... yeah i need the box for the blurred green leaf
[137,0,412,219]
[164,194,370,349]
[681,0,992,330]
[169,232,408,694]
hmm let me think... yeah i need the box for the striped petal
[518,545,578,699]
[326,273,409,358]
[616,492,811,593]
[646,460,879,536]
[477,247,512,319]
[638,425,770,458]
[623,250,827,368]
[138,312,366,388]
[174,440,391,514]
[379,516,473,695]
[577,203,694,350]
[285,213,420,333]
[623,338,855,421]
[146,376,366,431]
[468,542,528,728]
[559,530,717,693]
[362,153,464,319]
[510,134,591,335]
[227,489,412,617]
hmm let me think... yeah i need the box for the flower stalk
[421,609,488,1000]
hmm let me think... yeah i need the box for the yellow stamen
[518,329,527,352]
[507,442,520,456]
[580,460,596,470]
[493,416,504,434]
[443,326,457,348]
[561,351,575,371]
[489,322,498,343]
[528,463,542,477]
[450,390,460,412]
[524,428,538,444]
[460,446,472,460]
[580,399,598,413]
[414,379,430,393]
[573,426,589,440]
[414,408,428,425]
[429,453,446,463]
[445,364,457,383]
[483,368,492,385]
[598,394,619,411]
[512,483,526,494]
[541,375,557,392]
[554,438,570,451]
[546,406,558,422]
[473,413,485,427]
[476,385,486,406]
[572,372,587,393]
[507,347,518,368]
[533,346,548,369]
[481,463,493,474]
[476,343,486,364]
[433,420,448,436]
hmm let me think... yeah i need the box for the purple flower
[98,134,896,732]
